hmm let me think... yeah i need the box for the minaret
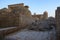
[55,7,60,40]
[43,11,48,20]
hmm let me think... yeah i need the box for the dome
[44,11,48,14]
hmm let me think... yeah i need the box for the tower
[43,11,48,20]
[55,7,60,40]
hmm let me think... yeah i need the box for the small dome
[24,6,29,8]
[44,11,48,14]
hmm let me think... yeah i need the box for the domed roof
[24,5,29,8]
[44,11,48,14]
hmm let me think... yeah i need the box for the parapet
[8,3,24,8]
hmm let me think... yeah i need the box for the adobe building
[0,3,48,28]
[32,11,48,21]
[32,13,43,21]
[55,7,60,40]
[0,3,34,28]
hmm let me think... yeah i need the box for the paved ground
[4,29,56,40]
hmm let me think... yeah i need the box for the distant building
[32,11,48,21]
[32,14,43,21]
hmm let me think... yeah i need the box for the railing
[0,27,20,36]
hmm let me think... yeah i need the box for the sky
[0,0,60,17]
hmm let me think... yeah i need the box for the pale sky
[0,0,60,17]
